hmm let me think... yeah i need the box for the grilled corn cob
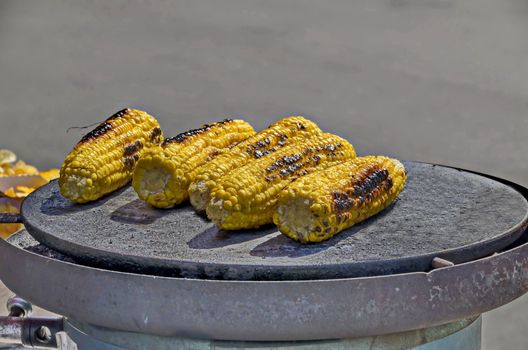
[59,108,164,203]
[206,133,356,229]
[132,119,255,208]
[188,116,322,211]
[274,156,406,243]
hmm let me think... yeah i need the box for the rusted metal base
[63,317,481,350]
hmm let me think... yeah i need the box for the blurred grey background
[0,1,526,348]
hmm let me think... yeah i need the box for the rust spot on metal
[163,119,233,145]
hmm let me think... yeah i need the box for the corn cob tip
[206,197,229,228]
[188,180,209,211]
[132,151,180,208]
[58,173,92,203]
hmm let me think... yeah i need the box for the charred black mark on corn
[78,109,130,144]
[331,166,393,215]
[352,169,392,197]
[123,140,143,157]
[163,119,233,145]
[208,148,223,158]
[264,143,343,181]
[246,134,289,159]
[123,138,143,170]
[150,127,162,143]
[332,191,356,212]
[107,108,130,121]
[296,122,307,130]
[123,154,140,170]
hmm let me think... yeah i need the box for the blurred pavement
[0,1,527,348]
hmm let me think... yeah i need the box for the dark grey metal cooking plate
[20,161,528,280]
[1,229,527,340]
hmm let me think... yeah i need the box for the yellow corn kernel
[59,108,164,203]
[133,119,255,208]
[188,116,322,211]
[206,133,356,230]
[274,156,407,243]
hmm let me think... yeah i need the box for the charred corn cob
[206,133,356,229]
[188,116,322,211]
[132,119,255,208]
[59,108,164,203]
[274,156,406,243]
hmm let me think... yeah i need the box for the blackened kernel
[255,137,271,147]
[123,157,136,170]
[282,154,302,164]
[163,119,232,144]
[324,144,336,152]
[79,122,114,143]
[123,144,137,156]
[106,108,130,122]
[265,175,277,182]
[150,127,162,143]
[310,154,321,163]
[296,122,307,130]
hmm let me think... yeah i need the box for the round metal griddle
[1,229,527,341]
[18,161,528,280]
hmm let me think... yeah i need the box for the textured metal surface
[18,162,528,280]
[0,229,526,341]
[62,317,480,350]
[0,315,63,349]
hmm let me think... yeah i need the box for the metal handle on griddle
[0,214,22,224]
[0,296,63,349]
